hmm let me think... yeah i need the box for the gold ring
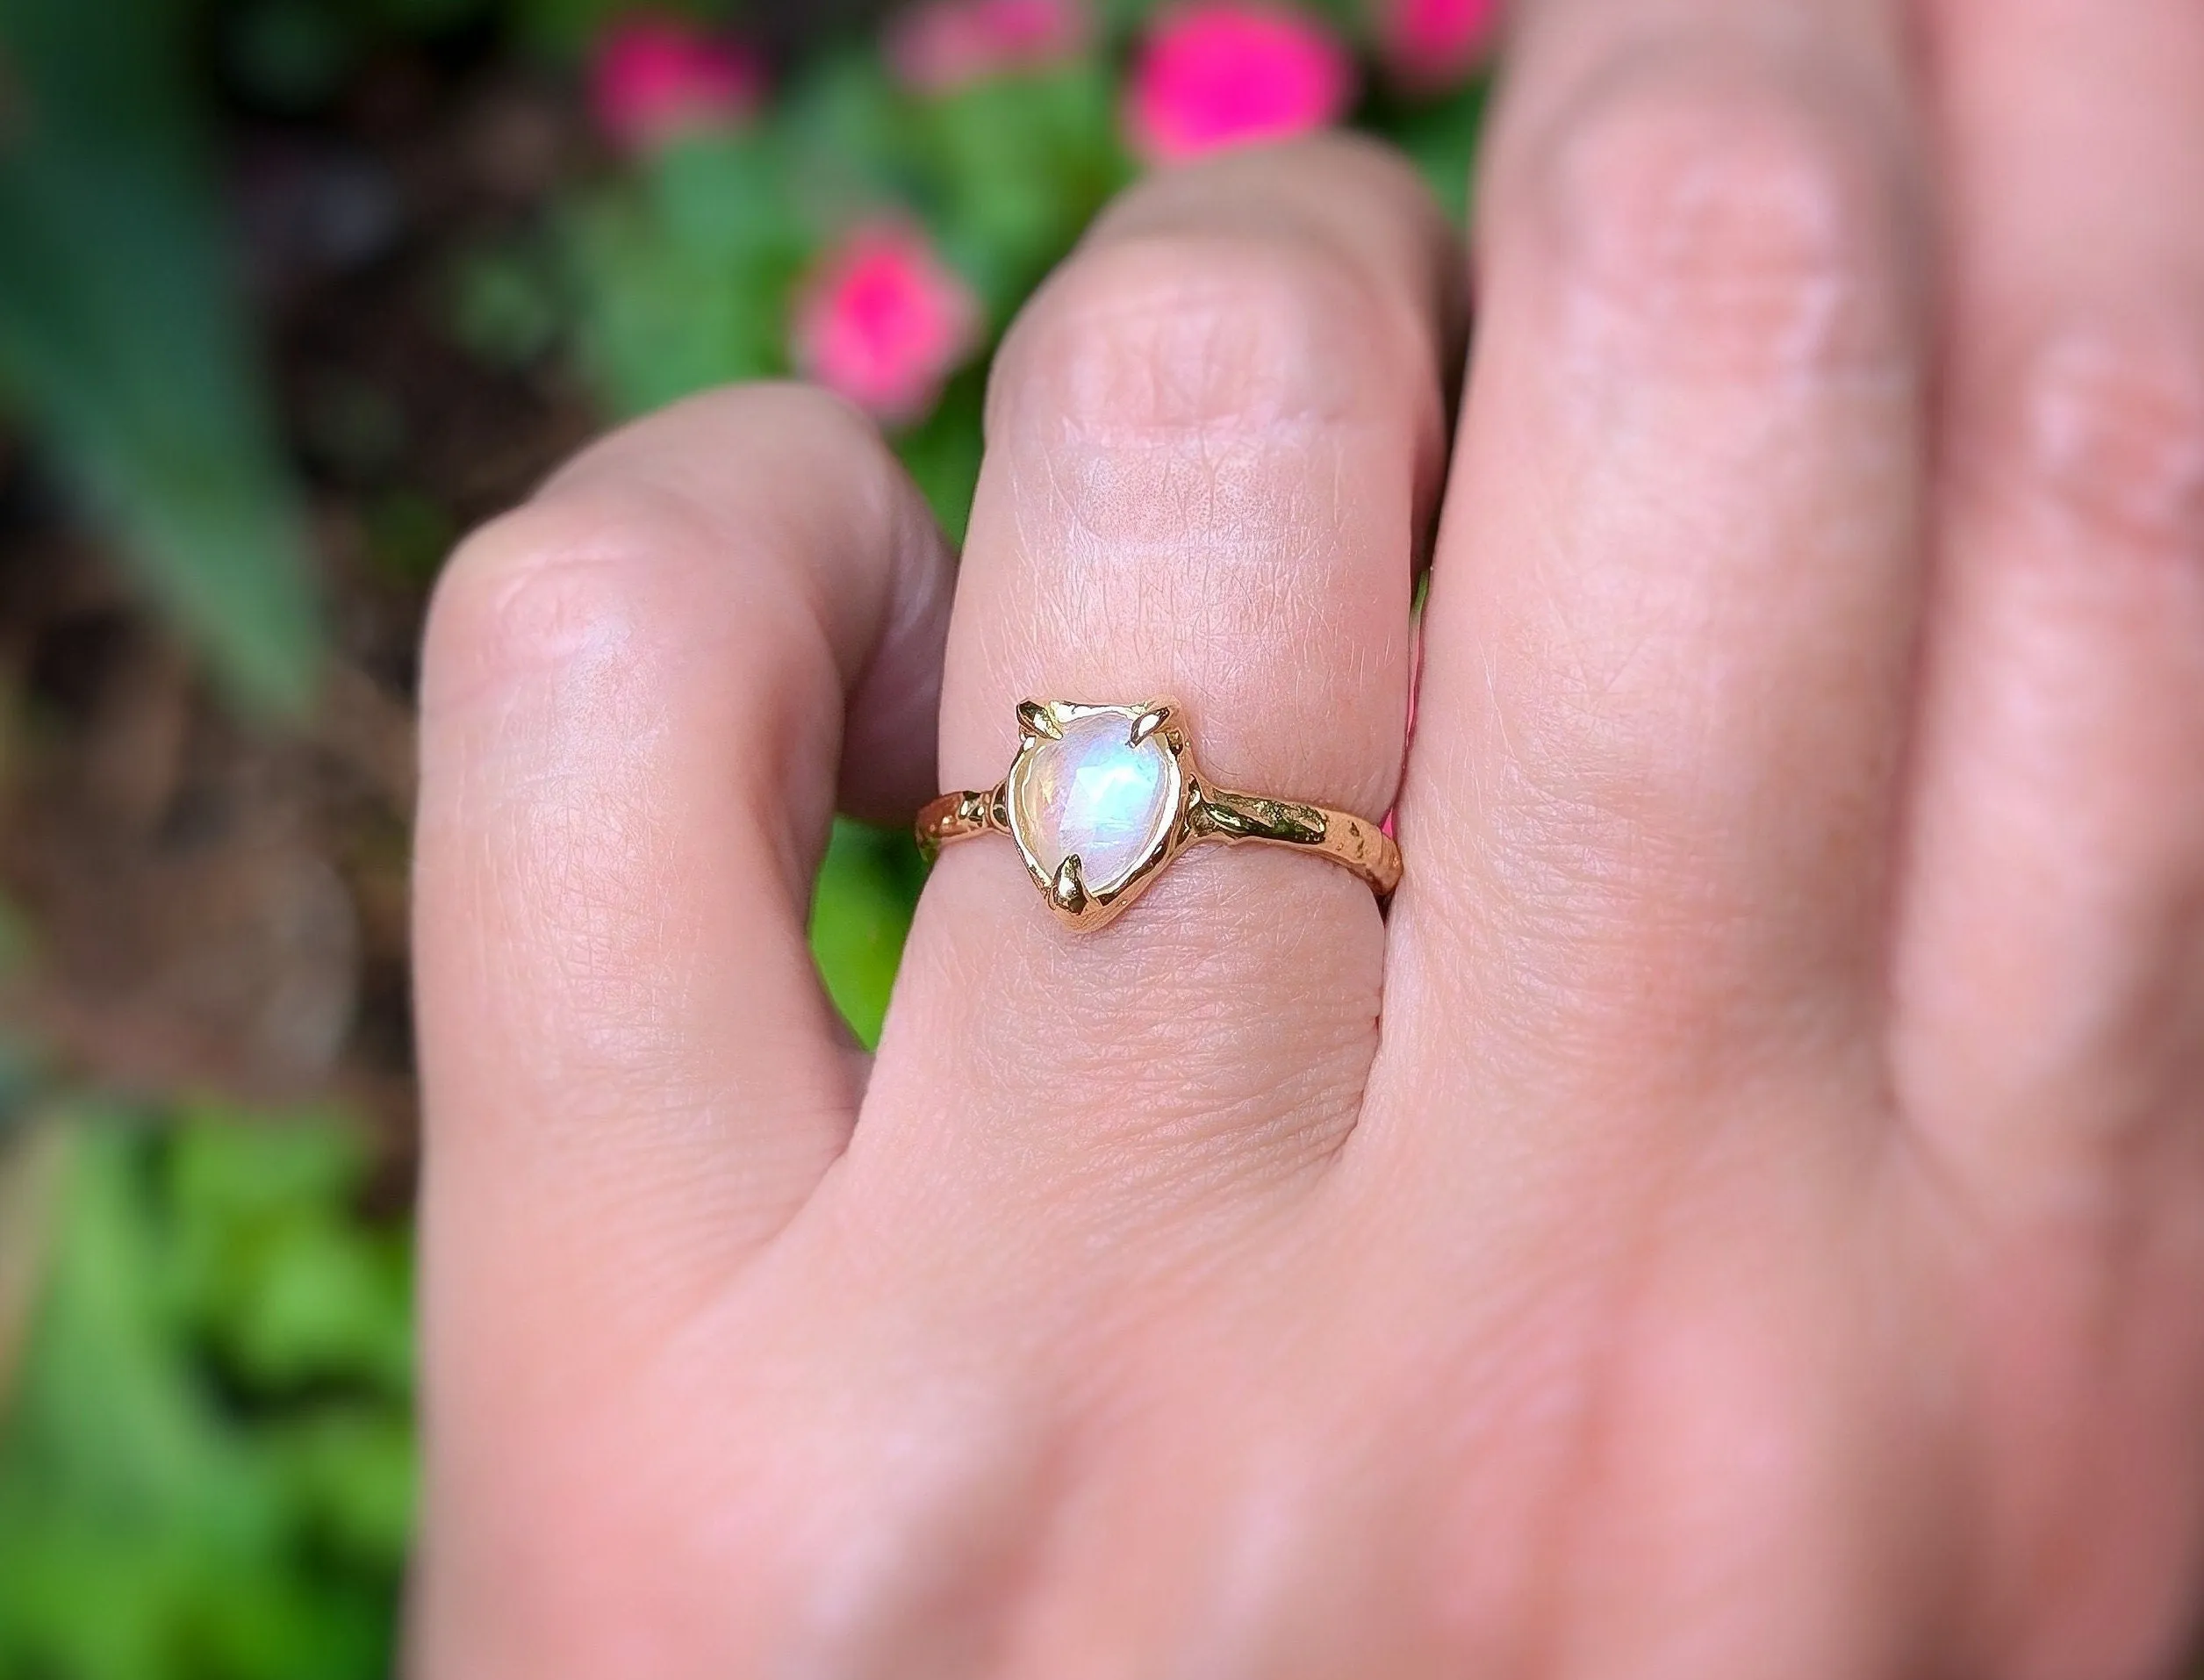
[916,700,1402,930]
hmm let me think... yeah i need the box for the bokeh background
[0,0,1491,1673]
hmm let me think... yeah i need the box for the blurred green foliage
[0,1110,412,1680]
[0,876,912,1680]
[0,0,322,712]
[564,51,1131,535]
[812,818,929,1046]
[0,0,1489,704]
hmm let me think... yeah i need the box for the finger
[1889,3,2204,1664]
[1894,0,2204,1209]
[1374,0,1930,1150]
[413,384,951,1363]
[858,138,1456,1217]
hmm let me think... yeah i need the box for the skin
[406,0,2204,1673]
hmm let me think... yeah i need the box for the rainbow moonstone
[1014,711,1177,892]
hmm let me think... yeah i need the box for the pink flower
[793,223,980,426]
[1373,0,1499,90]
[1125,3,1356,165]
[589,13,764,152]
[889,0,1089,93]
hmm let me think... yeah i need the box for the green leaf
[562,137,811,417]
[0,0,322,714]
[775,47,926,210]
[165,1109,413,1396]
[921,64,1131,313]
[809,818,924,1048]
[0,1108,409,1680]
[1364,76,1494,224]
[894,362,987,542]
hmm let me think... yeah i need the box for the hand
[407,0,2204,1672]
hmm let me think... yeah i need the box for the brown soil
[0,47,604,1154]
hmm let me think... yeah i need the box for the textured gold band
[916,700,1400,931]
[917,783,1402,895]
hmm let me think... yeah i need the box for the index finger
[410,387,952,1655]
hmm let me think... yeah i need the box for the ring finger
[855,136,1456,1231]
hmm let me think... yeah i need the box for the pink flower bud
[793,223,981,427]
[1126,2,1356,166]
[890,0,1090,94]
[589,13,765,153]
[1373,0,1498,90]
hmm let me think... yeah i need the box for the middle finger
[1372,0,1933,1183]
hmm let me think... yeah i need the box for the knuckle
[994,229,1394,438]
[1977,317,2204,567]
[426,377,901,721]
[1526,57,1908,381]
[423,485,714,719]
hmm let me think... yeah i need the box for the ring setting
[917,700,1402,930]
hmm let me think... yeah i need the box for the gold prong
[1016,700,1062,740]
[1128,703,1174,748]
[1048,854,1088,918]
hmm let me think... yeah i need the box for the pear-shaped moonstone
[1014,712,1176,892]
